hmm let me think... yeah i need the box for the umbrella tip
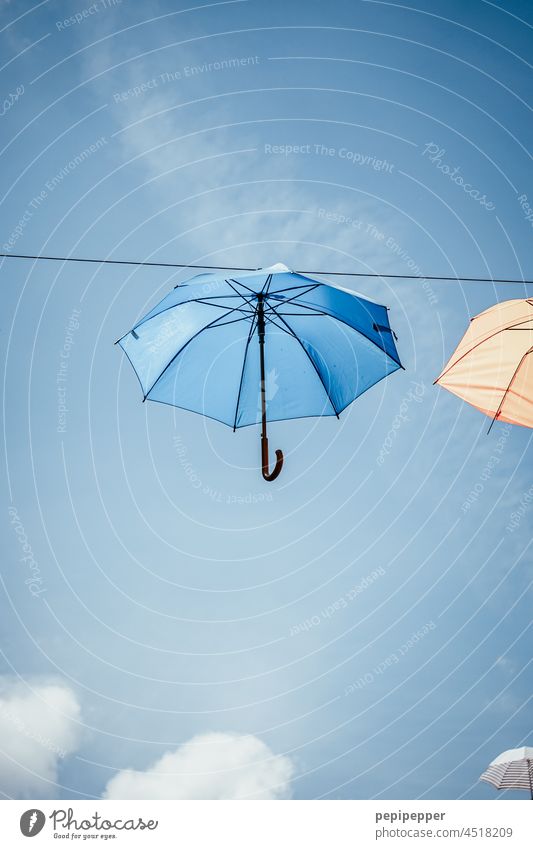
[264,262,290,273]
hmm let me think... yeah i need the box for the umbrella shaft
[256,293,284,481]
[257,296,268,439]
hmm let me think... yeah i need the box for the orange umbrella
[435,299,533,429]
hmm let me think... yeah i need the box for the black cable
[0,252,253,272]
[0,251,532,285]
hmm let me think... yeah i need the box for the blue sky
[0,0,531,800]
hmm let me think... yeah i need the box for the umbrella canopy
[117,263,402,479]
[480,747,533,799]
[435,298,533,429]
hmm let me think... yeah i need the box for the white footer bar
[2,799,531,848]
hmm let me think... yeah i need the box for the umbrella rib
[269,293,402,368]
[487,346,533,433]
[232,311,259,432]
[269,310,327,317]
[261,273,273,295]
[205,314,254,329]
[266,282,322,296]
[436,314,533,383]
[225,280,243,297]
[181,293,243,299]
[262,287,325,321]
[266,307,340,418]
[193,299,254,315]
[266,285,320,308]
[228,277,257,295]
[225,280,261,325]
[124,298,235,339]
[143,305,246,400]
[119,293,256,342]
[225,279,257,308]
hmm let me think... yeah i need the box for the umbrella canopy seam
[264,308,339,418]
[435,313,533,384]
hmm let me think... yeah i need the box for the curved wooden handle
[261,438,284,482]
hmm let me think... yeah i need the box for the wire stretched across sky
[0,251,532,285]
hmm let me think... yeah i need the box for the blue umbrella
[117,263,402,480]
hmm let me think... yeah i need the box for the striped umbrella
[480,747,533,799]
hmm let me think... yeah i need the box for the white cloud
[0,677,82,798]
[103,732,295,799]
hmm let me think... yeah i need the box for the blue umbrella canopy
[117,263,402,480]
